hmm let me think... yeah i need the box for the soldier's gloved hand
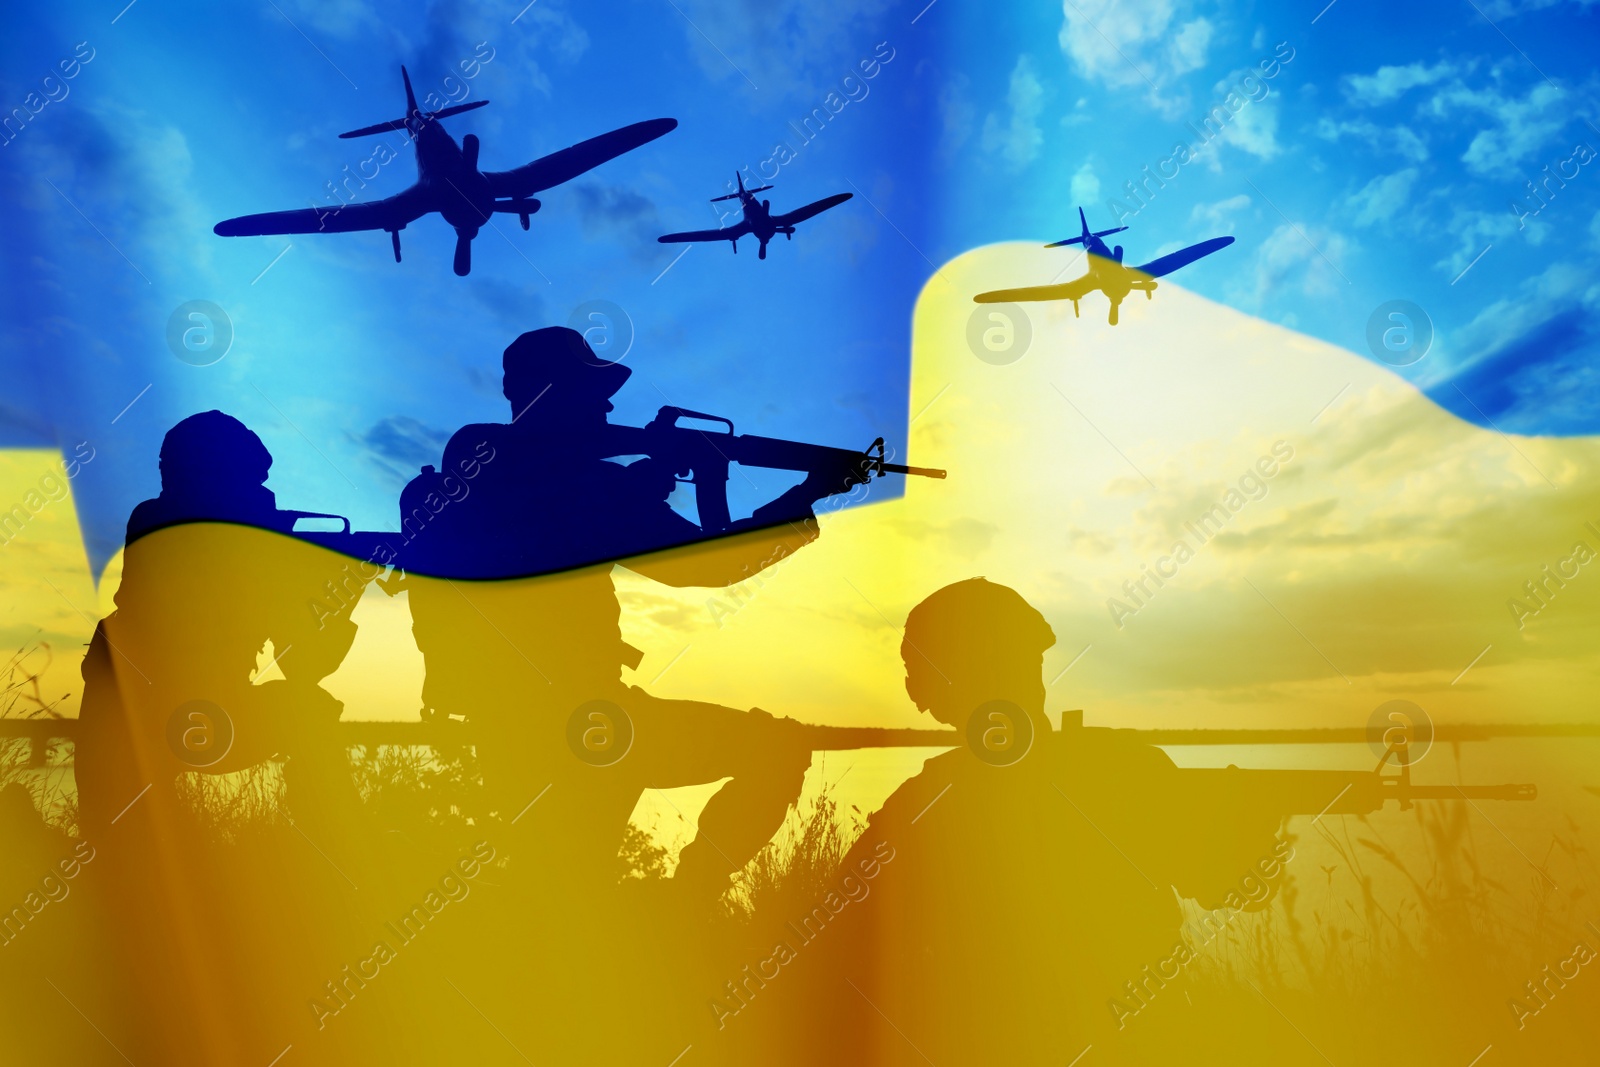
[284,615,358,683]
[748,707,813,757]
[796,454,872,502]
[622,457,678,503]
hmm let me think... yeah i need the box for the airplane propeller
[339,66,489,139]
[1045,225,1126,248]
[1045,205,1128,248]
[338,101,488,139]
[710,186,771,202]
[709,171,772,202]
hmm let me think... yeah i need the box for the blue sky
[931,0,1600,434]
[1,0,1596,575]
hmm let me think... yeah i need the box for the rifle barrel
[879,461,947,479]
[600,421,944,479]
[1403,783,1538,802]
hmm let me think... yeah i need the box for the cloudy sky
[1,0,1596,581]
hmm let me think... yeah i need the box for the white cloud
[1168,17,1214,77]
[1343,59,1460,106]
[286,0,383,38]
[1249,222,1351,306]
[1314,118,1429,163]
[1070,162,1101,204]
[1190,194,1250,233]
[981,55,1046,170]
[672,0,895,99]
[1420,74,1568,176]
[1480,0,1599,15]
[1434,207,1525,277]
[1459,97,1567,175]
[1346,168,1419,227]
[938,74,976,157]
[1060,97,1093,127]
[1057,0,1215,115]
[1212,78,1280,161]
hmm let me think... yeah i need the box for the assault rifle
[598,406,947,533]
[791,713,1542,814]
[287,410,945,567]
[2,713,1575,798]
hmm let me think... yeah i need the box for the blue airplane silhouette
[975,207,1234,325]
[657,172,852,260]
[214,67,676,276]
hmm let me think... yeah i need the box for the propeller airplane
[657,172,852,260]
[974,207,1235,325]
[214,66,677,276]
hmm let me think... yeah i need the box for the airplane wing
[1131,236,1235,279]
[771,192,852,227]
[657,221,751,244]
[214,189,428,236]
[484,118,677,199]
[973,275,1095,304]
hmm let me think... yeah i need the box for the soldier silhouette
[77,410,363,839]
[73,411,379,1063]
[724,578,1289,1065]
[402,326,864,902]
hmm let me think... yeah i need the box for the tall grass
[1167,795,1600,1064]
[725,782,853,920]
[0,642,75,833]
